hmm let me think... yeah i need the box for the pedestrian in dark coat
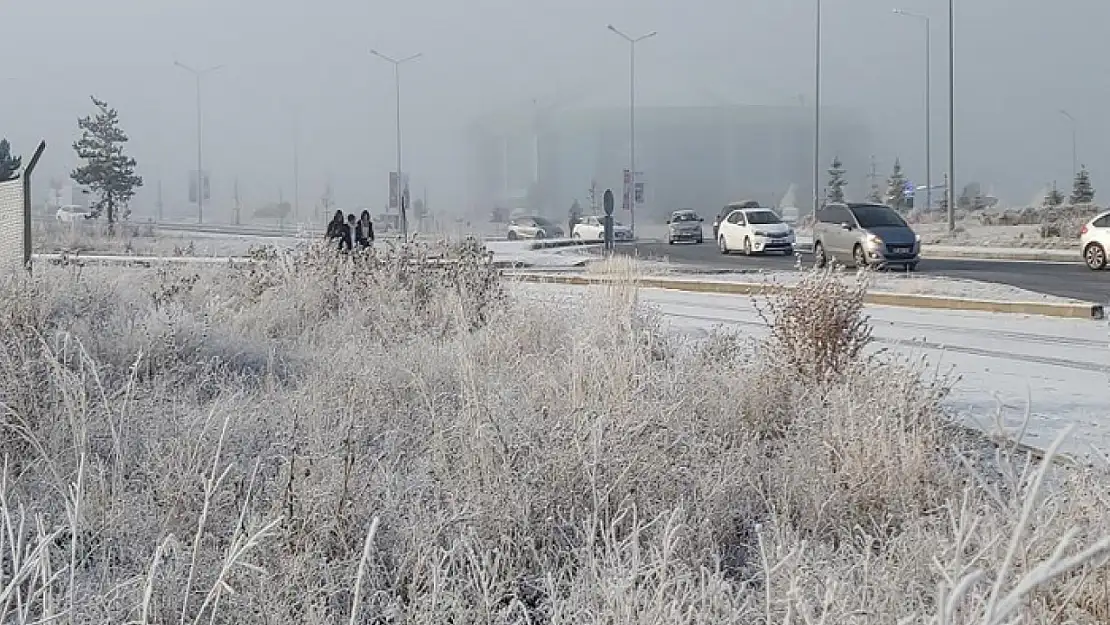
[357,210,375,249]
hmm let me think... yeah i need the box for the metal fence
[0,179,25,272]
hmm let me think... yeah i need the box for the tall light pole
[370,49,422,240]
[813,0,822,219]
[946,0,956,231]
[607,24,656,238]
[1059,109,1077,178]
[894,9,932,213]
[174,61,224,224]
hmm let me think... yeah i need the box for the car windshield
[852,205,907,228]
[745,210,782,225]
[671,212,698,222]
[533,218,555,227]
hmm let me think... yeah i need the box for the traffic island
[509,272,1105,320]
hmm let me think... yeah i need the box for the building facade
[466,104,874,222]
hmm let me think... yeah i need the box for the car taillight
[1081,224,1088,235]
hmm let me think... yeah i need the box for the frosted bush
[0,244,1105,624]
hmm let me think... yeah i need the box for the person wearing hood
[356,210,375,249]
[326,210,347,248]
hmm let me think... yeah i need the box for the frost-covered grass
[0,240,1107,624]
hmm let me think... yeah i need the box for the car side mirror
[665,220,671,224]
[840,222,853,230]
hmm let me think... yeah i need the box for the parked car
[571,215,633,241]
[813,202,920,270]
[56,205,93,222]
[717,207,795,255]
[507,215,563,240]
[666,209,704,244]
[712,200,761,240]
[1080,210,1110,270]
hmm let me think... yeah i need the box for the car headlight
[753,230,767,236]
[866,234,883,246]
[914,233,921,242]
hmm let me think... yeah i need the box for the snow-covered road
[520,284,1110,463]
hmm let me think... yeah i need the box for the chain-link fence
[0,179,25,271]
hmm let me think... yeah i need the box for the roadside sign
[603,189,614,215]
[904,180,915,196]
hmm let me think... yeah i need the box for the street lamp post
[1059,109,1077,178]
[894,9,932,213]
[813,0,822,219]
[946,0,956,231]
[370,49,422,240]
[174,61,224,224]
[607,24,656,239]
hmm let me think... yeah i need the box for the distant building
[465,104,873,221]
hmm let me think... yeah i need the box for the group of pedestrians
[326,210,375,251]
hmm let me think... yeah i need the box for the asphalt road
[619,240,1110,304]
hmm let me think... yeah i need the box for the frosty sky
[2,0,1107,216]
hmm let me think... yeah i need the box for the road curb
[509,272,1105,320]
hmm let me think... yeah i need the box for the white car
[572,216,633,242]
[56,205,92,222]
[1080,210,1110,270]
[717,207,796,256]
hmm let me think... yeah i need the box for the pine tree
[1070,165,1095,204]
[1043,181,1064,207]
[885,158,908,209]
[0,139,21,182]
[826,156,846,204]
[71,97,143,230]
[866,156,882,202]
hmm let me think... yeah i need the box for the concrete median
[509,272,1105,320]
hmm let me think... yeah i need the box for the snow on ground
[485,240,668,268]
[517,282,1110,462]
[630,269,1087,304]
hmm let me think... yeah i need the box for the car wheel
[667,238,674,245]
[853,244,868,268]
[507,231,518,241]
[783,246,794,256]
[719,235,730,255]
[696,237,704,244]
[906,262,919,272]
[535,230,546,239]
[813,242,828,268]
[1084,242,1107,270]
[573,232,582,240]
[743,237,753,256]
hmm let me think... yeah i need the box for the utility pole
[174,61,224,224]
[370,49,422,241]
[813,0,823,219]
[293,137,300,224]
[233,178,241,226]
[608,24,657,238]
[946,0,956,231]
[156,180,164,221]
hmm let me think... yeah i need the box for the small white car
[507,216,563,240]
[1080,210,1110,270]
[56,205,92,222]
[572,216,633,242]
[717,207,796,255]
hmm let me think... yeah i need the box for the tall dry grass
[0,239,1106,624]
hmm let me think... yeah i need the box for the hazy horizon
[3,0,1109,221]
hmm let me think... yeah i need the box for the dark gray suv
[813,202,920,270]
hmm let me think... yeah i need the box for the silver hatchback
[666,209,705,244]
[813,202,920,270]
